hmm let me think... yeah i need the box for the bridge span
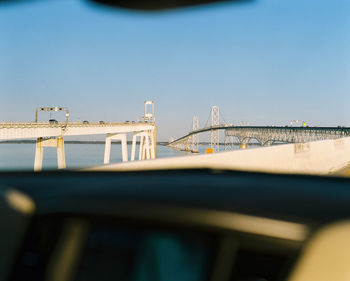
[0,102,157,171]
[168,106,350,153]
[168,125,350,152]
[0,121,157,171]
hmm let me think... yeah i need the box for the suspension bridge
[168,106,350,153]
[2,102,350,173]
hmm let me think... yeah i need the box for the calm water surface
[0,143,190,171]
[0,143,244,171]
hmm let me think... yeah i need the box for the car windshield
[0,0,349,175]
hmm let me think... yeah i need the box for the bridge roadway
[168,125,350,151]
[0,122,155,141]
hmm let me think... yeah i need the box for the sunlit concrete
[104,133,128,163]
[0,122,157,171]
[34,137,66,171]
[87,137,350,176]
[0,122,155,141]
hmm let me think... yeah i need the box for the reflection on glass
[74,225,214,281]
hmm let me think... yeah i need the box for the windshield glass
[0,0,349,174]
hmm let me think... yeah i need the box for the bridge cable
[204,112,211,128]
[189,120,193,133]
[219,110,228,125]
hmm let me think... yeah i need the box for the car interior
[1,0,349,280]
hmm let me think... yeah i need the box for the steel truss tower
[210,106,220,152]
[191,116,199,152]
[224,131,234,151]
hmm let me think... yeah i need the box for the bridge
[0,101,157,171]
[168,106,350,153]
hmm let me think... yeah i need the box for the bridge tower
[191,116,199,153]
[143,100,155,122]
[210,106,220,152]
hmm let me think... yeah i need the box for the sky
[0,0,349,141]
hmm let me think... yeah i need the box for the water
[0,143,189,171]
[0,142,252,171]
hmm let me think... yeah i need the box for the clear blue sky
[0,0,349,140]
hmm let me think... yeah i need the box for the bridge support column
[224,131,234,151]
[131,134,138,161]
[211,129,220,153]
[131,131,156,161]
[144,134,151,160]
[152,126,157,158]
[57,137,66,169]
[139,134,145,160]
[210,106,220,153]
[34,138,43,171]
[34,137,66,172]
[104,133,128,164]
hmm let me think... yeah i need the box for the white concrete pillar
[131,131,156,161]
[104,136,112,164]
[120,134,128,162]
[141,136,147,160]
[144,135,151,160]
[57,137,66,169]
[152,126,157,158]
[131,134,137,161]
[34,137,66,172]
[150,134,155,159]
[34,138,43,172]
[104,133,128,164]
[139,135,144,160]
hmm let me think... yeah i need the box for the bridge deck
[169,125,350,146]
[0,122,155,141]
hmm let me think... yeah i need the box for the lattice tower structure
[191,116,199,152]
[210,106,220,152]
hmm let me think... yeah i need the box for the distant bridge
[168,106,350,153]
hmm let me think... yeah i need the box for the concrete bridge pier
[34,137,66,172]
[143,132,156,160]
[131,131,156,161]
[104,133,128,164]
[131,132,143,161]
[152,126,157,158]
